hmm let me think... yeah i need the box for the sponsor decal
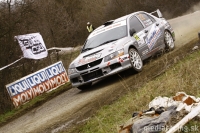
[134,34,140,41]
[134,32,145,47]
[146,24,161,50]
[6,61,69,107]
[89,20,126,39]
[78,53,101,65]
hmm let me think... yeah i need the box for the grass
[77,49,200,133]
[0,82,72,126]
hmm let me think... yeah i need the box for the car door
[136,13,162,54]
[129,15,149,58]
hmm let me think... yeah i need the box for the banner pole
[0,57,24,71]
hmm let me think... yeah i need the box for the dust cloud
[163,2,200,19]
[183,2,200,15]
[169,10,200,48]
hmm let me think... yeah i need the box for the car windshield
[82,25,127,52]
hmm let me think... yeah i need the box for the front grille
[82,69,103,82]
[76,58,103,71]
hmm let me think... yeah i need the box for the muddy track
[0,11,200,133]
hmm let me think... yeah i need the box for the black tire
[128,48,143,72]
[77,82,92,90]
[164,31,175,51]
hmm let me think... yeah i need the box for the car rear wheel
[77,82,92,90]
[129,48,143,72]
[164,31,175,51]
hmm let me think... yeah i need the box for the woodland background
[0,0,199,114]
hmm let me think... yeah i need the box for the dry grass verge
[75,40,200,133]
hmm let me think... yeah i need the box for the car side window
[147,15,156,23]
[136,13,154,27]
[129,16,144,33]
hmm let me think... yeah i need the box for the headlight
[68,68,77,75]
[104,49,124,62]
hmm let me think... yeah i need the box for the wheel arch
[128,43,143,58]
[164,29,174,40]
[128,45,137,51]
[164,29,175,41]
[128,47,143,72]
[164,29,171,34]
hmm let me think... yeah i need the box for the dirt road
[0,11,200,133]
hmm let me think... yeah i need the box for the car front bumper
[69,54,132,87]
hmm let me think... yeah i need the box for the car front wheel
[164,31,175,51]
[129,48,143,72]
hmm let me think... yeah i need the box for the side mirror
[157,9,163,18]
[130,29,136,36]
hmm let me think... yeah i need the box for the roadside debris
[167,104,200,133]
[192,45,199,51]
[118,92,200,133]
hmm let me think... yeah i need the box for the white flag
[15,33,48,59]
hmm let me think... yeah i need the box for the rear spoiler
[150,9,163,18]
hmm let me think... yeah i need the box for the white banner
[15,33,48,59]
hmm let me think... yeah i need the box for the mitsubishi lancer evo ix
[68,9,175,90]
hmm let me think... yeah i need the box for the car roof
[87,11,149,39]
[93,11,146,31]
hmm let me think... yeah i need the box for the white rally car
[68,9,175,90]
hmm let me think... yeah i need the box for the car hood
[69,37,129,68]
